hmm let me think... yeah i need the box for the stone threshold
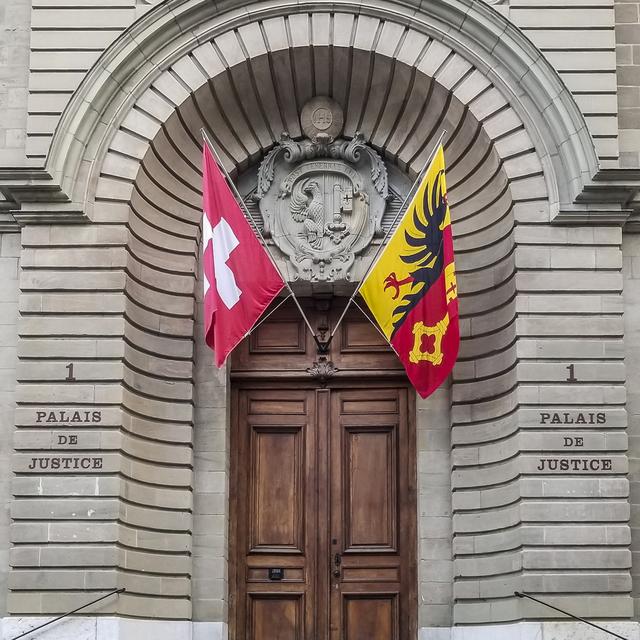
[2,619,639,639]
[0,618,227,640]
[421,621,640,639]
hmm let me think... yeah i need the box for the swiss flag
[201,145,285,367]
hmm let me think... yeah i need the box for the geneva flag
[360,145,459,398]
[202,145,285,367]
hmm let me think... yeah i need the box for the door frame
[228,378,418,640]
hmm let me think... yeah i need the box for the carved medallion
[300,96,344,143]
[255,98,389,283]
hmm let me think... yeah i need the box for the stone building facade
[0,0,640,638]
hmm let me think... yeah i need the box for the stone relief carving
[255,97,389,283]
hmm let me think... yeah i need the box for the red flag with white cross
[201,145,285,367]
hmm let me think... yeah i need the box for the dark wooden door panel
[332,305,403,373]
[248,594,305,640]
[330,388,415,640]
[232,383,416,640]
[342,594,399,640]
[230,298,403,378]
[343,426,397,550]
[250,426,304,551]
[231,301,312,373]
[233,389,318,639]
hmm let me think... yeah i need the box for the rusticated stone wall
[417,386,453,628]
[512,0,619,166]
[10,214,195,618]
[464,222,630,621]
[0,232,19,617]
[0,0,29,168]
[192,285,229,623]
[616,0,640,167]
[452,167,630,622]
[624,233,640,617]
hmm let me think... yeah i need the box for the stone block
[616,3,639,23]
[11,499,120,522]
[419,604,452,628]
[455,552,521,578]
[421,517,453,542]
[421,581,453,605]
[38,545,118,568]
[0,235,20,258]
[523,548,631,570]
[192,599,226,622]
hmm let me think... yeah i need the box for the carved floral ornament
[255,97,390,283]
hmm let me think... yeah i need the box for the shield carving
[255,133,389,283]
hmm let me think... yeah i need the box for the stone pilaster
[0,0,29,167]
[0,232,19,616]
[624,233,640,617]
[417,386,453,628]
[192,283,229,625]
[616,0,640,167]
[8,211,196,619]
[514,222,631,619]
[9,223,127,616]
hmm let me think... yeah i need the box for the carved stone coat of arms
[254,98,389,283]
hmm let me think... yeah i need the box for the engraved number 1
[566,364,577,382]
[65,363,76,381]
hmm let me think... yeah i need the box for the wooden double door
[230,385,417,640]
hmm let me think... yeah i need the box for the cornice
[0,169,62,205]
[0,215,20,233]
[576,168,640,229]
[553,208,633,226]
[12,206,89,226]
[595,167,640,183]
[0,169,89,226]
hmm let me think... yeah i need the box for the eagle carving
[290,178,326,249]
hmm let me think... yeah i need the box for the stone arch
[46,0,596,220]
[83,9,545,624]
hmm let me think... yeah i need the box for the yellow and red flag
[360,145,459,399]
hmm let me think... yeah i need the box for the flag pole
[328,129,448,343]
[352,298,400,357]
[245,293,292,336]
[200,129,324,349]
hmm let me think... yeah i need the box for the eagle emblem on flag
[359,145,459,399]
